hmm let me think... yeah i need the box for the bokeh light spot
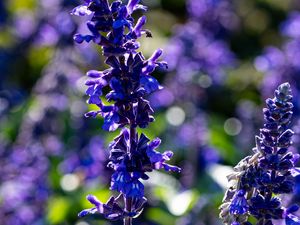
[224,117,242,136]
[166,106,185,126]
[76,222,90,225]
[198,75,212,88]
[60,174,80,192]
[168,190,193,216]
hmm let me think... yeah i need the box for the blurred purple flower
[150,0,236,192]
[0,45,109,224]
[165,21,235,84]
[280,12,300,39]
[187,0,238,36]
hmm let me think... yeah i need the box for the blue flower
[286,214,300,225]
[146,138,181,173]
[229,190,248,215]
[249,195,283,219]
[220,83,300,225]
[102,110,121,132]
[79,195,125,221]
[72,0,180,222]
[111,169,131,192]
[123,178,144,198]
[127,0,147,15]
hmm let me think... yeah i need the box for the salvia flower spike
[71,0,181,224]
[220,82,300,225]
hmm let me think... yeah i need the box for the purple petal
[162,151,174,160]
[73,34,84,43]
[149,49,163,62]
[87,70,103,78]
[71,5,92,16]
[286,213,300,225]
[132,16,146,37]
[84,111,100,118]
[149,138,161,149]
[127,0,140,14]
[291,167,300,177]
[87,195,102,207]
[78,207,97,217]
[162,164,181,172]
[140,76,162,93]
[86,86,95,95]
[88,95,102,104]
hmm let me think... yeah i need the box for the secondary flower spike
[219,83,300,225]
[71,0,180,224]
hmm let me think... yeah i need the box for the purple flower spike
[71,0,180,223]
[220,83,300,225]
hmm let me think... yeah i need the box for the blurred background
[1,0,300,224]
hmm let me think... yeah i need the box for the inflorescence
[71,0,180,224]
[220,83,300,225]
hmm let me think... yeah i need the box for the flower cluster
[219,83,300,225]
[72,0,180,223]
[163,0,236,86]
[151,0,237,112]
[187,0,238,37]
[0,49,74,224]
[255,13,300,206]
[165,21,235,85]
[0,0,90,222]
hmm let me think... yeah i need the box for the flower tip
[149,49,163,62]
[156,48,163,55]
[163,164,181,173]
[127,0,140,12]
[78,209,89,217]
[73,34,84,44]
[86,70,102,78]
[278,82,291,94]
[86,194,94,200]
[164,150,174,158]
[86,194,101,206]
[84,111,98,118]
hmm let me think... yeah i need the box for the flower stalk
[71,0,181,223]
[220,83,300,225]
